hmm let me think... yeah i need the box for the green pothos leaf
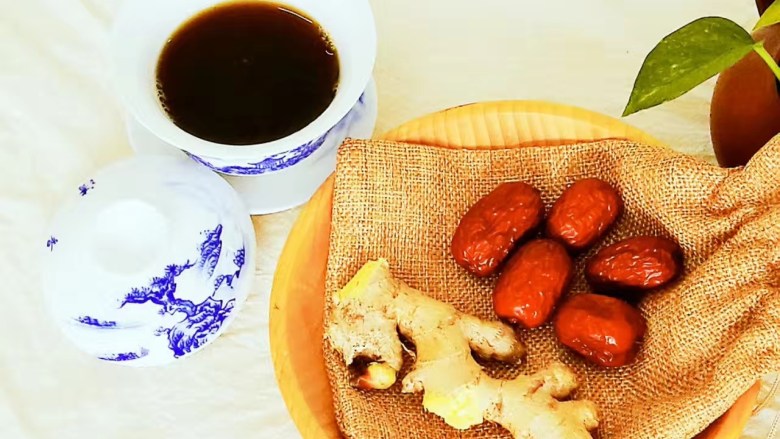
[755,1,780,31]
[623,17,755,117]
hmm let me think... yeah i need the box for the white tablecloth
[1,0,777,437]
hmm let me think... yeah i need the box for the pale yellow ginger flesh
[326,259,599,439]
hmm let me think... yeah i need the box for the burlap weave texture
[325,137,780,438]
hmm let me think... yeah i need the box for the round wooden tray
[269,100,761,439]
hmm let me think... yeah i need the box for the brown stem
[757,0,775,15]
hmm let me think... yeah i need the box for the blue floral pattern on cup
[188,92,368,175]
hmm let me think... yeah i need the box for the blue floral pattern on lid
[118,225,246,358]
[161,297,235,357]
[197,225,223,277]
[98,348,150,362]
[213,247,245,292]
[75,316,118,328]
[46,236,58,251]
[78,179,95,196]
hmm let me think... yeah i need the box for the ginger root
[326,259,599,438]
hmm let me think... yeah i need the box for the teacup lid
[42,155,255,366]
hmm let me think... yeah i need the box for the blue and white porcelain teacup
[112,0,377,213]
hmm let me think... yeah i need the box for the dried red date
[546,178,622,251]
[554,293,646,368]
[451,182,544,277]
[493,239,573,328]
[586,235,683,294]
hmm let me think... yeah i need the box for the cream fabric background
[0,0,777,438]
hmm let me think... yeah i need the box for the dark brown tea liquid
[156,1,339,145]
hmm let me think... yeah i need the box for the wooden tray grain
[269,100,759,439]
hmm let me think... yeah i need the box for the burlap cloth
[324,137,780,439]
